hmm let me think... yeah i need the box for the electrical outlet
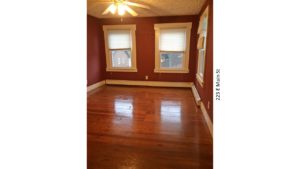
[145,75,148,80]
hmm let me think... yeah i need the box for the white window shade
[159,29,186,51]
[108,30,131,49]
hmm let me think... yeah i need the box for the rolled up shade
[108,30,131,49]
[159,28,186,51]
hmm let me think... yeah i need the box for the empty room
[87,0,213,168]
[3,0,300,169]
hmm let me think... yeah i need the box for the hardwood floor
[87,85,213,169]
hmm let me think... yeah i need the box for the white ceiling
[87,0,205,18]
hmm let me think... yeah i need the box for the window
[154,23,192,73]
[103,25,137,72]
[196,6,209,86]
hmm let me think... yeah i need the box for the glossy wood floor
[87,85,212,169]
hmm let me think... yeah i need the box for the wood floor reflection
[87,85,212,169]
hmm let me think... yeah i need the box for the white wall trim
[106,68,138,72]
[191,84,201,106]
[87,80,106,92]
[196,6,210,86]
[105,79,193,88]
[200,102,213,137]
[196,73,204,87]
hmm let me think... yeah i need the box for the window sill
[154,68,189,73]
[196,73,204,87]
[106,68,138,72]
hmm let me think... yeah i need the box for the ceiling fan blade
[124,1,150,9]
[124,6,138,16]
[102,4,114,15]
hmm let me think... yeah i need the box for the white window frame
[154,22,192,73]
[196,6,209,86]
[103,24,137,72]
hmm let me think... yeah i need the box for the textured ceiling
[87,0,205,18]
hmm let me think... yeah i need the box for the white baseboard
[105,79,193,88]
[200,102,213,137]
[87,80,105,92]
[191,84,201,106]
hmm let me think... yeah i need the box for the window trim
[154,22,192,73]
[196,6,209,86]
[103,24,137,72]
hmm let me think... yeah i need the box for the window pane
[111,50,132,68]
[202,16,208,32]
[160,29,186,51]
[160,52,183,68]
[108,30,131,49]
[199,49,205,75]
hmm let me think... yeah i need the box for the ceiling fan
[100,0,150,16]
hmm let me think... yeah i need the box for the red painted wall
[98,16,199,82]
[87,15,106,86]
[194,0,214,121]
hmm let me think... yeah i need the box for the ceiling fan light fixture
[118,4,126,16]
[101,0,149,17]
[109,4,117,14]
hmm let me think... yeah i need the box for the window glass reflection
[160,101,181,123]
[114,99,133,117]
